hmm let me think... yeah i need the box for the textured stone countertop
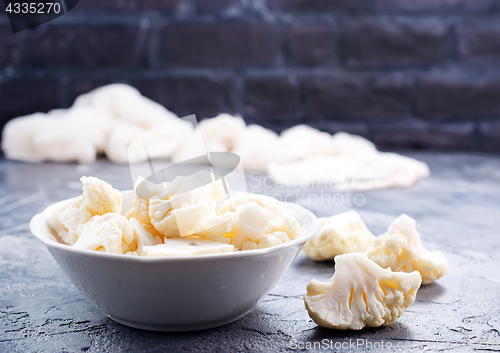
[1,153,500,352]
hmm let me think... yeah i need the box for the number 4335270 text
[5,2,62,14]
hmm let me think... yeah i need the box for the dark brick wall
[2,0,500,153]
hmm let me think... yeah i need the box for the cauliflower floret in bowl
[46,176,122,245]
[206,193,300,251]
[29,189,318,332]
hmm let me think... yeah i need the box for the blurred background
[1,0,500,153]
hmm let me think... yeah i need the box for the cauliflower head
[47,176,122,245]
[304,252,421,330]
[214,194,300,250]
[73,213,137,254]
[303,211,375,261]
[365,214,447,285]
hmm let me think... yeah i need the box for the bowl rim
[30,190,318,263]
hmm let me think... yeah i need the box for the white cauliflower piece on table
[199,113,247,152]
[303,211,375,261]
[214,194,300,250]
[73,213,137,254]
[280,124,336,160]
[304,252,421,330]
[1,113,51,162]
[365,214,447,284]
[232,125,291,172]
[330,132,378,156]
[47,176,122,245]
[74,83,178,130]
[3,107,113,164]
[105,122,145,164]
[142,237,235,257]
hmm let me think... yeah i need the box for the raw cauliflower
[365,214,447,284]
[280,124,337,160]
[73,213,137,254]
[47,176,122,245]
[125,176,166,236]
[232,124,291,172]
[210,194,300,250]
[304,252,421,330]
[129,171,228,238]
[126,174,300,252]
[303,211,375,261]
[148,190,216,238]
[142,237,235,257]
[198,113,247,152]
[129,218,163,255]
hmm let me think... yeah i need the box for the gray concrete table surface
[1,153,500,352]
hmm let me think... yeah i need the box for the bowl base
[107,311,250,332]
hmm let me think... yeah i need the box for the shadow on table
[294,255,336,269]
[304,321,415,342]
[416,282,447,302]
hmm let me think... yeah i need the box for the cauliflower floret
[105,122,145,164]
[214,194,300,250]
[73,213,137,254]
[74,83,178,130]
[142,237,235,257]
[280,124,337,160]
[232,124,292,172]
[128,172,229,239]
[199,113,247,152]
[47,176,122,245]
[129,218,162,255]
[82,176,122,216]
[303,211,375,261]
[125,177,166,233]
[219,193,282,219]
[148,174,224,238]
[330,132,378,156]
[194,212,235,244]
[304,252,421,330]
[365,214,447,284]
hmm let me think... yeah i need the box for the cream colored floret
[213,194,300,250]
[365,214,447,284]
[304,252,421,330]
[127,175,300,252]
[303,211,375,261]
[138,172,227,238]
[47,176,122,245]
[125,177,164,223]
[73,213,136,254]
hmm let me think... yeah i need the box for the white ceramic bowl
[30,191,318,332]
